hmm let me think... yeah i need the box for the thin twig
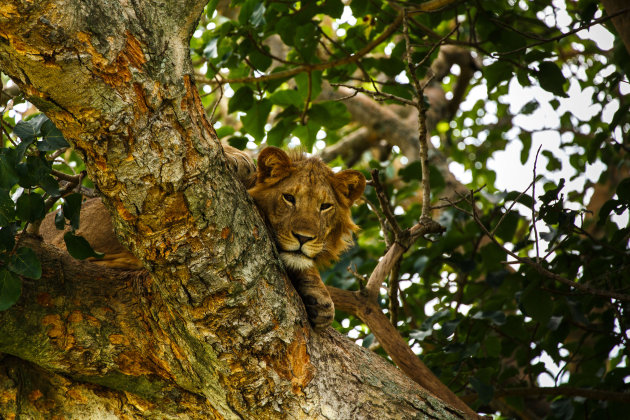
[388,259,402,325]
[300,71,312,125]
[433,185,485,210]
[532,145,542,263]
[51,169,82,183]
[330,83,416,107]
[371,169,402,236]
[365,197,394,248]
[210,73,224,122]
[347,264,368,286]
[403,9,431,220]
[48,147,69,161]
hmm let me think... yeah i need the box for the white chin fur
[280,252,314,270]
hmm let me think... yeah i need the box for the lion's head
[248,147,366,272]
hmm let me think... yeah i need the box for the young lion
[249,147,366,330]
[41,146,365,331]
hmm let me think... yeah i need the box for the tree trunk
[601,0,630,56]
[0,1,475,418]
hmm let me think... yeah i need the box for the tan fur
[40,146,366,330]
[248,147,365,330]
[248,147,365,271]
[39,198,143,270]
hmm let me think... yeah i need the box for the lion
[40,146,366,331]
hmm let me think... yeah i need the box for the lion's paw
[302,295,335,331]
[223,145,256,185]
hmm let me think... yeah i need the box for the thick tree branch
[328,284,478,419]
[0,237,217,408]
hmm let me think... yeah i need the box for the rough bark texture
[601,0,630,56]
[0,1,473,418]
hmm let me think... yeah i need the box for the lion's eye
[320,203,332,211]
[282,194,295,205]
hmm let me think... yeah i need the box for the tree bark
[601,0,630,55]
[0,1,475,418]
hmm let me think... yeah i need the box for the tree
[1,0,629,419]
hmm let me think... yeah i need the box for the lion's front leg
[288,267,335,331]
[223,144,256,187]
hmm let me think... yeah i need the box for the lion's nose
[292,232,314,245]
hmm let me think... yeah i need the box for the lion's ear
[257,146,292,181]
[334,169,366,204]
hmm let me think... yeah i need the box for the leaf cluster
[0,110,101,311]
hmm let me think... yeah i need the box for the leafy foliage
[3,0,630,417]
[0,111,101,311]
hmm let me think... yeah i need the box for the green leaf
[520,280,553,324]
[0,191,15,227]
[228,86,254,113]
[472,310,506,326]
[536,61,568,97]
[295,71,322,101]
[519,100,539,115]
[542,150,562,171]
[227,136,249,150]
[206,0,219,17]
[293,120,320,151]
[0,269,21,311]
[8,246,42,279]
[249,1,266,27]
[267,119,296,147]
[350,0,369,17]
[249,46,272,71]
[321,0,344,18]
[429,165,445,191]
[470,377,494,405]
[62,193,83,230]
[13,114,47,143]
[616,177,630,203]
[540,178,565,204]
[241,99,272,141]
[39,175,61,196]
[203,37,219,59]
[519,131,532,164]
[54,209,65,230]
[399,161,423,182]
[15,155,51,188]
[308,102,351,129]
[15,192,46,222]
[294,23,320,61]
[504,191,534,208]
[494,210,520,242]
[38,119,70,151]
[215,126,235,139]
[276,17,297,46]
[0,151,19,189]
[485,61,513,92]
[0,224,17,252]
[597,199,623,225]
[63,232,104,260]
[269,90,303,107]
